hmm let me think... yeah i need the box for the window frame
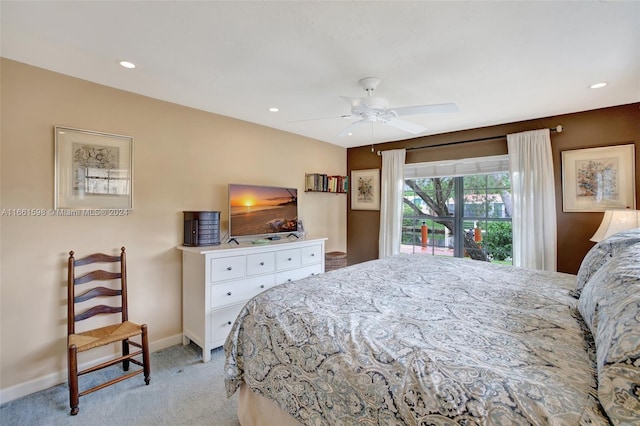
[402,156,513,262]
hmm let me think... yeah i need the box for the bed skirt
[238,384,303,426]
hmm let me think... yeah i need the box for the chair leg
[142,324,151,385]
[68,344,79,416]
[122,339,130,371]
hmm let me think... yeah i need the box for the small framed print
[351,169,380,210]
[55,127,133,210]
[561,144,635,212]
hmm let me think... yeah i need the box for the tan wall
[0,58,346,399]
[347,103,640,272]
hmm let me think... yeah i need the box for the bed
[224,229,640,425]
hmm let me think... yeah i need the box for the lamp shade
[590,209,640,242]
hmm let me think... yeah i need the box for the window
[402,156,513,264]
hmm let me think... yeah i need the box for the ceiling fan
[337,77,458,137]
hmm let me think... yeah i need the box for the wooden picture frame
[561,144,635,212]
[351,169,380,210]
[55,126,133,210]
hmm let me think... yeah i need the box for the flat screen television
[228,183,298,240]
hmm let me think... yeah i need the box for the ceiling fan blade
[290,96,361,124]
[340,96,359,106]
[383,117,427,134]
[288,114,350,124]
[337,120,367,137]
[391,103,459,116]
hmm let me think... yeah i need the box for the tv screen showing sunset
[229,184,298,237]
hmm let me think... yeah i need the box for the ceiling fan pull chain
[371,123,374,152]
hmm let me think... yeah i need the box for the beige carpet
[0,343,239,426]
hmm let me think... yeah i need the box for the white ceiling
[1,1,639,149]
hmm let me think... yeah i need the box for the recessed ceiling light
[119,61,136,69]
[590,82,607,89]
[268,107,279,112]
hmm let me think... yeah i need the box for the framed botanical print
[351,169,380,210]
[561,144,635,212]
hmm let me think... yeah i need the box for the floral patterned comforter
[224,254,610,425]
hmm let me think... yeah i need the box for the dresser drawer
[209,304,244,344]
[276,249,301,270]
[245,274,278,296]
[209,255,246,282]
[276,264,322,284]
[210,275,276,308]
[301,244,322,265]
[247,252,275,276]
[210,281,255,308]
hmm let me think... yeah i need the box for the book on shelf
[305,173,348,193]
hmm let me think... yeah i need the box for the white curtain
[379,149,406,258]
[507,129,557,271]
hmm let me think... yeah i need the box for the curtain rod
[376,125,563,156]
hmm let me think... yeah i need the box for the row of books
[305,174,348,193]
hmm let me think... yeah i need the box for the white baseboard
[0,333,184,404]
[149,333,184,353]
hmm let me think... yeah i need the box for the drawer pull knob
[260,284,265,289]
[226,266,232,271]
[227,321,232,325]
[288,257,292,261]
[260,262,264,266]
[311,253,315,257]
[227,292,232,296]
[287,278,292,282]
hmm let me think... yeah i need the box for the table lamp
[590,209,640,242]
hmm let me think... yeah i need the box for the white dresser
[178,238,326,362]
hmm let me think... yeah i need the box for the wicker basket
[325,251,347,272]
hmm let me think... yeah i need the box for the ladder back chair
[67,247,150,415]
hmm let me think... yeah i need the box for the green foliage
[485,221,512,261]
[403,173,512,263]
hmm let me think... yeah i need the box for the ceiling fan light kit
[337,77,458,137]
[358,76,382,92]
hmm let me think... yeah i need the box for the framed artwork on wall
[351,169,380,210]
[55,126,133,210]
[561,144,636,212]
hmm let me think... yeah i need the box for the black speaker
[183,211,220,246]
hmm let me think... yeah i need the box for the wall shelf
[305,173,348,193]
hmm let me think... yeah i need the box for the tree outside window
[402,172,513,263]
